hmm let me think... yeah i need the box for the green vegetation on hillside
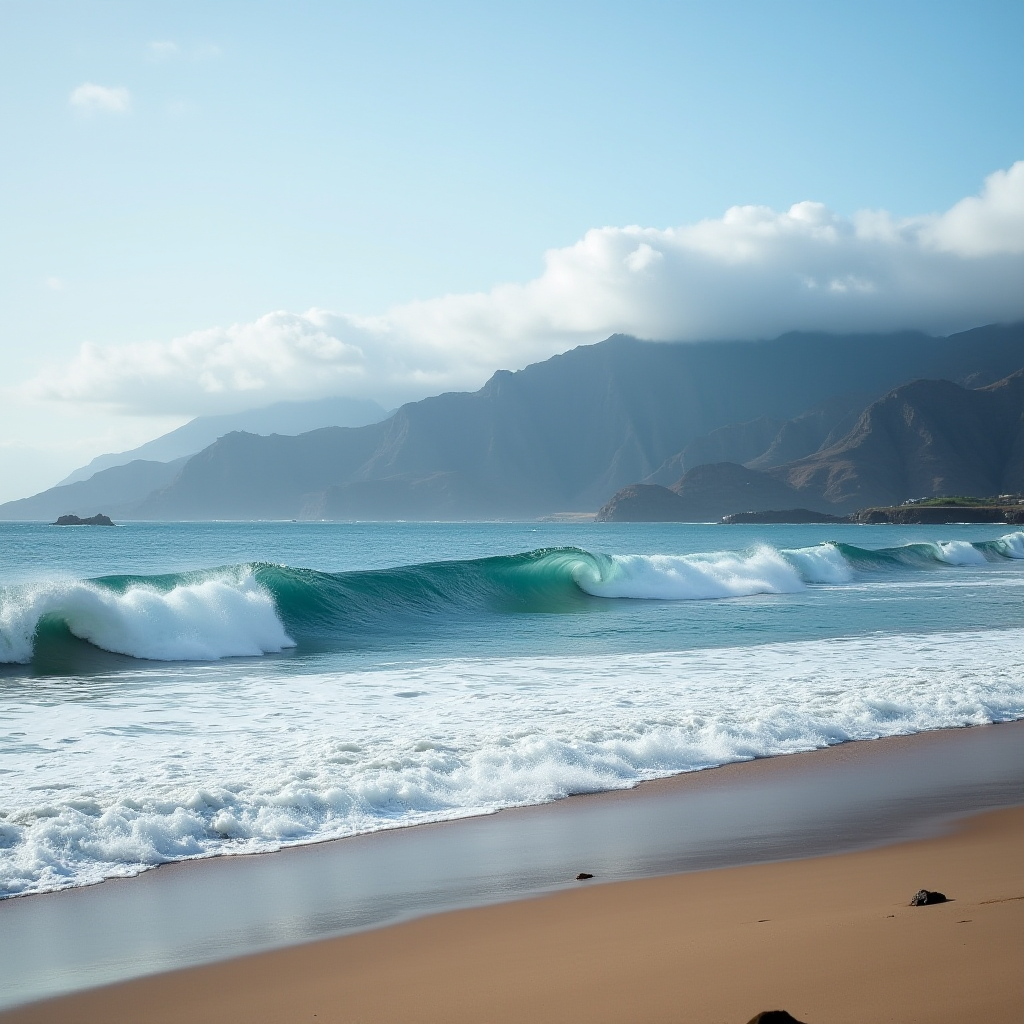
[909,495,1023,507]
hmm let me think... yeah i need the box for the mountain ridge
[3,322,1022,521]
[597,369,1024,521]
[132,323,1024,521]
[0,458,190,522]
[57,395,388,486]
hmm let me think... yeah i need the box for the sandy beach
[3,723,1022,1024]
[5,803,1022,1023]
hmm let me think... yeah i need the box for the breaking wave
[4,628,1024,897]
[0,570,294,665]
[2,532,1022,665]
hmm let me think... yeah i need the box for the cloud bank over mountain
[26,162,1024,415]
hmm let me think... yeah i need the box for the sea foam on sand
[2,626,1022,897]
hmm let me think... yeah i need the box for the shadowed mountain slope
[643,392,870,485]
[779,369,1024,509]
[598,369,1024,521]
[642,417,787,486]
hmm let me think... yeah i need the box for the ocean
[1,520,1023,900]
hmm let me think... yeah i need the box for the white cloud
[921,162,1024,256]
[24,162,1024,416]
[69,83,131,114]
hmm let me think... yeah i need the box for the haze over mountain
[0,458,190,523]
[599,367,1024,521]
[58,395,388,486]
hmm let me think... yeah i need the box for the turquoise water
[1,520,1023,896]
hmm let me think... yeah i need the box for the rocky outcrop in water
[53,513,115,526]
[3,460,186,523]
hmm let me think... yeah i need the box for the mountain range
[598,369,1024,521]
[0,397,387,521]
[59,395,388,484]
[2,322,1021,521]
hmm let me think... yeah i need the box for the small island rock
[53,513,116,527]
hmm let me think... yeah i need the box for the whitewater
[1,521,1023,897]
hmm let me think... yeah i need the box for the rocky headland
[851,504,1024,525]
[598,368,1024,522]
[720,509,849,525]
[715,503,1024,525]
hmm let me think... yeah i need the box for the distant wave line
[1,532,1021,666]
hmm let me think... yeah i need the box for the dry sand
[5,803,1022,1024]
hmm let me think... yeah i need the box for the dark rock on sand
[910,889,948,906]
[575,872,594,880]
[53,513,116,526]
[745,1012,807,1024]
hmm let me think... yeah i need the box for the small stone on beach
[575,872,593,880]
[910,889,948,906]
[745,1012,807,1024]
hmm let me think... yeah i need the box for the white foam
[0,571,294,664]
[994,531,1024,559]
[934,540,987,566]
[573,544,854,600]
[576,547,807,600]
[2,627,1022,897]
[782,542,854,584]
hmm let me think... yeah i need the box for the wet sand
[1,722,1022,1019]
[5,803,1023,1023]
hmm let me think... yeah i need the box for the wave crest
[0,570,294,665]
[4,531,1022,666]
[989,530,1024,559]
[574,547,808,600]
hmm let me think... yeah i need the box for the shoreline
[1,720,1022,1012]
[5,802,1023,1022]
[6,716,1023,905]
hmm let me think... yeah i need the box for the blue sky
[1,0,1023,500]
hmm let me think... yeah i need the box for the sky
[1,0,1023,502]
